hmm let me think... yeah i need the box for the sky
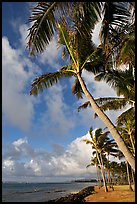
[2,2,125,183]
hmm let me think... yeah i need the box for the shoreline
[47,185,95,202]
[47,184,135,202]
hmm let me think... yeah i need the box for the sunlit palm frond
[82,139,93,145]
[30,66,75,96]
[116,107,135,126]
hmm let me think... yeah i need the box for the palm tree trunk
[126,160,133,191]
[96,151,108,192]
[96,165,101,188]
[77,73,135,171]
[131,169,135,191]
[129,131,135,154]
[99,153,108,192]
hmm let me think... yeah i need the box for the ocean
[2,181,97,202]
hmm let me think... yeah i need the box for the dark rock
[47,186,94,202]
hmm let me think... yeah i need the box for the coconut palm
[103,160,115,190]
[117,118,135,156]
[27,2,102,56]
[83,127,117,192]
[86,156,102,188]
[27,2,132,55]
[27,2,135,171]
[118,150,134,191]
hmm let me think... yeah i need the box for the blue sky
[2,2,123,183]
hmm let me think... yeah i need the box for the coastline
[47,186,95,202]
[47,184,135,202]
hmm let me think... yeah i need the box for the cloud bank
[3,133,96,182]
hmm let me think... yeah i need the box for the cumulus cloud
[2,133,96,182]
[92,20,102,46]
[38,36,63,70]
[2,36,39,130]
[38,84,76,136]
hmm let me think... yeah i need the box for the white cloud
[2,133,96,181]
[2,36,39,131]
[39,84,75,136]
[38,36,63,69]
[92,20,102,46]
[19,23,30,48]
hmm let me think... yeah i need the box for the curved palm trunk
[77,73,135,171]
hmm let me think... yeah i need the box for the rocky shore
[47,186,95,202]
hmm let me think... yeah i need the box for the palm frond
[83,45,105,74]
[95,97,129,111]
[78,97,129,113]
[78,101,90,112]
[82,139,93,145]
[94,69,135,98]
[100,2,131,44]
[116,30,135,66]
[30,66,75,96]
[27,2,72,55]
[72,78,84,99]
[116,107,135,125]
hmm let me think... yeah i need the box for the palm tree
[117,150,134,191]
[27,2,135,171]
[27,2,102,56]
[83,127,117,192]
[103,160,115,190]
[86,156,102,188]
[117,109,135,156]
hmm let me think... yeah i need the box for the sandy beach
[48,184,135,202]
[85,185,135,202]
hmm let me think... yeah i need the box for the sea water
[2,181,97,202]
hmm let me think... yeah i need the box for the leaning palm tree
[27,2,135,171]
